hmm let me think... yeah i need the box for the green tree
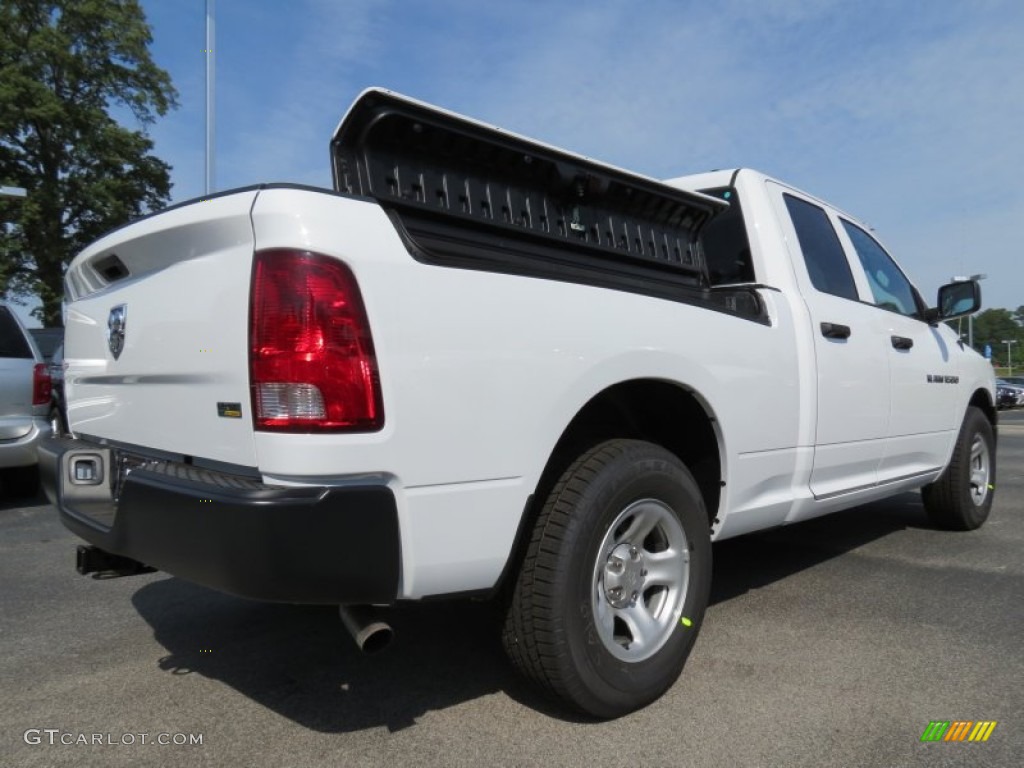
[972,308,1024,363]
[0,0,177,326]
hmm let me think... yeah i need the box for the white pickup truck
[41,89,996,718]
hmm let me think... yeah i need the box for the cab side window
[840,220,919,316]
[783,194,858,301]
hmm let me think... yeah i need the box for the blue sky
[14,0,1024,325]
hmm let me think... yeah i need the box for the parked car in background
[0,306,53,496]
[29,328,67,433]
[1004,378,1024,405]
[995,382,1017,409]
[996,378,1024,409]
[29,327,64,362]
[48,342,67,434]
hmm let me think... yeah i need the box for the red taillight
[32,363,52,406]
[249,249,383,432]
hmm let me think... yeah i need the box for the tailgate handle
[820,322,851,340]
[891,335,914,350]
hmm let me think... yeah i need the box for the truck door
[835,219,960,482]
[768,183,890,498]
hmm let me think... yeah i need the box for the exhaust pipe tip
[339,605,393,654]
[356,622,394,654]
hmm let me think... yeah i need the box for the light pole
[205,0,216,195]
[1003,340,1018,376]
[951,273,987,349]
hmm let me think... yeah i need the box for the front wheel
[502,439,712,718]
[921,406,996,530]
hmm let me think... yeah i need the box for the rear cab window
[699,187,756,285]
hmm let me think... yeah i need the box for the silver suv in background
[48,341,66,433]
[29,327,66,433]
[0,305,53,497]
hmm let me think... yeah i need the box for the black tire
[1,466,41,499]
[921,406,995,530]
[502,439,712,718]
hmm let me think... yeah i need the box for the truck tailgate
[63,190,259,468]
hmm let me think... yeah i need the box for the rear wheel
[502,439,712,718]
[921,406,995,530]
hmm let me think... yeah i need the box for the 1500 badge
[926,374,960,384]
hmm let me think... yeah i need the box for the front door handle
[820,322,851,339]
[891,335,914,350]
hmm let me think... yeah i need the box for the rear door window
[783,194,859,302]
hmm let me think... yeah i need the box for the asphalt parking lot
[2,412,1022,768]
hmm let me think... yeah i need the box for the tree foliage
[0,0,177,326]
[967,308,1024,366]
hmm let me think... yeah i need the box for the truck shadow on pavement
[131,582,554,732]
[130,492,930,731]
[709,492,930,604]
[0,488,50,512]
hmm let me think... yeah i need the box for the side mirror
[927,280,981,324]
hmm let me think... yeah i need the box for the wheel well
[490,380,722,600]
[970,388,996,426]
[536,380,722,527]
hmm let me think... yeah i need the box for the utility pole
[205,0,216,195]
[1003,339,1018,376]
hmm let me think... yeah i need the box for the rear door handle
[820,322,851,339]
[891,335,914,350]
